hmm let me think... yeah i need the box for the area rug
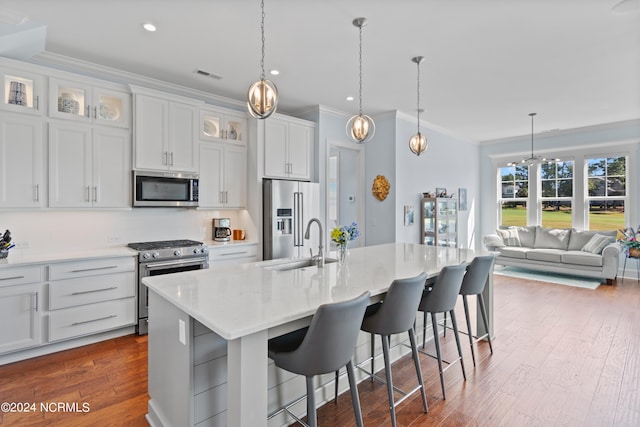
[493,266,602,290]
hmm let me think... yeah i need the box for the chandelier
[247,0,278,119]
[507,113,559,166]
[408,56,427,156]
[346,17,375,143]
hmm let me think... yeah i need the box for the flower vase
[630,247,640,259]
[337,245,348,265]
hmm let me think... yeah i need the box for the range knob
[152,252,160,258]
[174,249,182,256]
[142,253,151,260]
[193,248,201,254]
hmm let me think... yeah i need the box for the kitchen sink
[261,257,338,271]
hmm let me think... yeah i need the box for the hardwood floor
[0,275,638,426]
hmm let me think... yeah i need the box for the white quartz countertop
[143,243,489,341]
[0,247,137,268]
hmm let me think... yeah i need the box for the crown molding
[395,110,479,145]
[29,51,246,111]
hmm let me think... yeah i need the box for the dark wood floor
[1,275,638,426]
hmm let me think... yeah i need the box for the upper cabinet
[0,113,45,208]
[131,87,200,173]
[49,77,130,128]
[200,107,247,145]
[264,115,314,180]
[1,65,45,116]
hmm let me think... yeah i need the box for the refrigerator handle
[293,192,300,247]
[299,192,304,247]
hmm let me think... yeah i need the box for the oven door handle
[143,259,207,270]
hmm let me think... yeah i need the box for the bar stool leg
[408,328,429,413]
[462,295,476,366]
[381,334,397,427]
[422,311,428,349]
[334,370,339,403]
[477,294,493,354]
[430,312,446,400]
[346,360,364,427]
[370,332,375,382]
[306,377,317,427]
[449,310,467,380]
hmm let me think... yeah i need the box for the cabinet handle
[85,105,90,117]
[34,184,39,202]
[86,186,91,202]
[219,251,248,256]
[219,191,223,203]
[225,191,228,204]
[93,186,98,202]
[170,152,174,166]
[0,275,25,281]
[93,106,98,119]
[33,292,39,312]
[163,151,168,165]
[72,314,117,326]
[70,265,118,273]
[71,286,118,296]
[35,96,39,111]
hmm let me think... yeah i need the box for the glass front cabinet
[421,197,458,247]
[1,67,44,115]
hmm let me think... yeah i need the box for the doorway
[326,139,365,248]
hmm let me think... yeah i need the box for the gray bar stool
[449,255,495,366]
[337,273,429,427]
[268,291,370,427]
[418,263,467,400]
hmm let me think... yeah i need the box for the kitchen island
[143,243,494,427]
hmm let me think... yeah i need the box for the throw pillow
[497,229,521,247]
[534,227,571,250]
[581,234,615,254]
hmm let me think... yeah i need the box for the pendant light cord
[260,0,266,80]
[358,22,363,116]
[416,60,421,134]
[530,112,536,158]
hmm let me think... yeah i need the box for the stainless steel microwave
[133,171,199,207]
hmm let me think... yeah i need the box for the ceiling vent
[193,69,223,80]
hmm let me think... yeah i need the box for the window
[541,161,574,228]
[499,165,528,227]
[587,156,626,233]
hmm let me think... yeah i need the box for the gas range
[128,239,209,335]
[127,239,208,262]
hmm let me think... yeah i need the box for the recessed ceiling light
[143,23,157,32]
[269,69,280,76]
[346,96,354,101]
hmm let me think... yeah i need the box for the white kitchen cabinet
[49,121,130,208]
[0,266,44,355]
[198,142,247,208]
[0,113,45,208]
[48,257,136,342]
[1,63,44,116]
[200,107,247,145]
[264,115,314,180]
[49,77,130,128]
[133,93,197,172]
[208,244,257,266]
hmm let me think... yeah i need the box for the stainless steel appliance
[133,170,199,207]
[128,239,209,334]
[263,179,320,260]
[213,218,231,242]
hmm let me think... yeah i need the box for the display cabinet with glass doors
[420,196,458,247]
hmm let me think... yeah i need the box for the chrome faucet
[304,218,324,267]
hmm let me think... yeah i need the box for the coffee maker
[213,218,231,242]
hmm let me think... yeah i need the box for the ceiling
[2,0,639,141]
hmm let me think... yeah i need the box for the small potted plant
[330,222,360,264]
[618,226,640,258]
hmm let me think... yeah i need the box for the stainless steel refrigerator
[263,179,320,260]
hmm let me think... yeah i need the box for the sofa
[482,226,621,284]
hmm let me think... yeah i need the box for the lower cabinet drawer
[48,298,135,342]
[49,272,135,310]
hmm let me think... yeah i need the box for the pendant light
[247,0,278,119]
[507,113,560,166]
[346,17,375,143]
[409,56,428,156]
